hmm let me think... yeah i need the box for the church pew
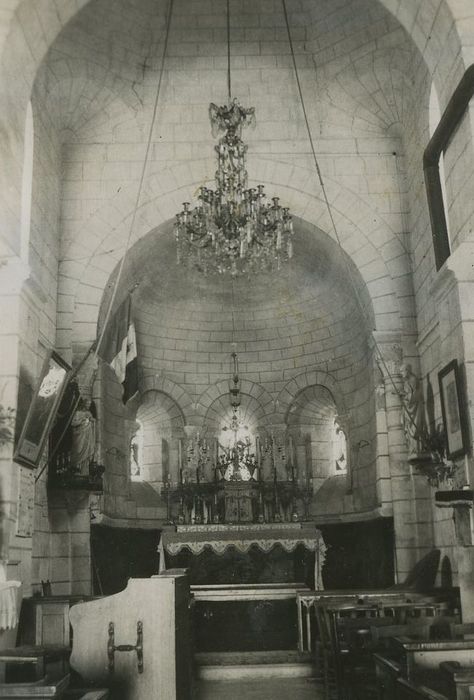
[393,636,474,679]
[374,653,403,700]
[297,590,456,652]
[0,674,70,699]
[0,646,70,683]
[395,678,449,700]
[439,660,474,700]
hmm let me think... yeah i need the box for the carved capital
[372,332,403,380]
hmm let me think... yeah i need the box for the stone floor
[196,678,324,699]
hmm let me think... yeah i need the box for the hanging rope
[94,0,174,362]
[37,0,175,482]
[281,0,411,412]
[226,0,232,101]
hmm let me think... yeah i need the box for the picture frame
[14,351,72,469]
[438,359,469,460]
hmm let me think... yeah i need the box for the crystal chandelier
[174,99,295,276]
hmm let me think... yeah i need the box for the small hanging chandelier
[174,2,295,276]
[229,350,241,409]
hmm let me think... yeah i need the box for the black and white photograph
[0,1,474,699]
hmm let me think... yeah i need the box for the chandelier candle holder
[175,99,295,276]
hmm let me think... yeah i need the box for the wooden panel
[69,576,192,700]
[35,603,69,647]
[395,678,449,700]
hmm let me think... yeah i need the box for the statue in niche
[70,398,96,477]
[334,421,347,473]
[399,363,426,458]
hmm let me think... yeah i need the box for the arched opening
[287,385,349,492]
[128,390,184,490]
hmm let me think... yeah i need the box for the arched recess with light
[286,385,349,493]
[128,390,185,489]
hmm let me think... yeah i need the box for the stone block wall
[1,0,474,593]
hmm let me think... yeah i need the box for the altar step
[195,650,316,680]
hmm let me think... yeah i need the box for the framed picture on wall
[14,351,72,469]
[438,359,469,460]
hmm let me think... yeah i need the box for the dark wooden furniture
[439,660,474,700]
[20,597,99,648]
[297,590,455,652]
[192,583,309,652]
[0,646,70,683]
[393,636,474,681]
[374,653,403,700]
[314,603,460,700]
[0,673,70,699]
[395,678,449,700]
[64,691,109,700]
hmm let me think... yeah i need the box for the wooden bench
[374,653,403,700]
[439,660,474,700]
[63,691,109,700]
[0,673,70,699]
[0,646,70,683]
[395,677,449,700]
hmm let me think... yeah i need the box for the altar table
[191,583,310,652]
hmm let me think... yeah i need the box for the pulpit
[69,573,193,700]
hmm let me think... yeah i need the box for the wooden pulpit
[69,574,193,700]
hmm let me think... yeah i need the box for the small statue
[70,398,96,477]
[399,363,426,458]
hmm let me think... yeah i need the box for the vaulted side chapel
[1,1,474,698]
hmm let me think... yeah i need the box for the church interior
[1,0,474,698]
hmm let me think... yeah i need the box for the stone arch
[131,388,185,485]
[0,0,470,260]
[137,387,186,433]
[196,379,275,426]
[139,373,193,425]
[32,68,142,136]
[203,394,267,439]
[286,383,348,482]
[277,369,346,421]
[65,161,406,357]
[0,0,467,126]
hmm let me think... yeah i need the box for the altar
[159,522,325,586]
[158,523,325,652]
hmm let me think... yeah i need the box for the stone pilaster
[373,331,426,580]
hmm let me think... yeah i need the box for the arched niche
[129,389,185,489]
[286,384,349,492]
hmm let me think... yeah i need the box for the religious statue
[70,398,96,477]
[399,363,426,458]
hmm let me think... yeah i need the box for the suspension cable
[37,0,175,482]
[281,0,412,413]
